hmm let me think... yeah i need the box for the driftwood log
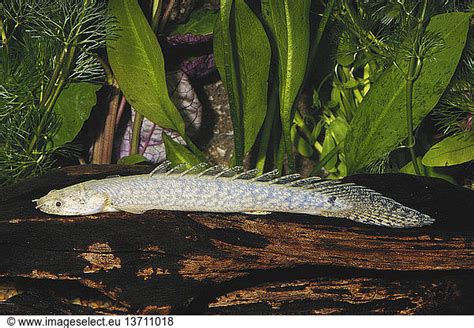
[0,165,473,314]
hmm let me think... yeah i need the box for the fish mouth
[33,198,45,209]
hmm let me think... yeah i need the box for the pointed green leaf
[107,0,186,136]
[321,130,337,170]
[329,117,349,144]
[213,0,243,164]
[163,133,202,167]
[52,82,101,147]
[422,132,474,167]
[214,0,271,156]
[261,0,311,170]
[345,12,471,173]
[118,154,148,165]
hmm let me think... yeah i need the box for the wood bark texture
[0,165,473,314]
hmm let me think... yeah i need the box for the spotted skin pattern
[35,166,435,228]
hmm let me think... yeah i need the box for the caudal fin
[312,181,435,228]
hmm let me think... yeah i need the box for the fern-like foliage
[0,0,114,185]
[432,29,473,136]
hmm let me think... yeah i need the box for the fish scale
[87,176,329,213]
[35,162,435,228]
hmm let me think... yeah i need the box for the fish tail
[313,181,435,228]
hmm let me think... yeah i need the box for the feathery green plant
[432,30,473,136]
[304,0,471,181]
[0,0,113,185]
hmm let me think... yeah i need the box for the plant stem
[27,0,91,155]
[39,47,68,108]
[275,133,285,174]
[102,82,120,163]
[404,0,428,176]
[115,94,127,127]
[92,53,119,164]
[140,124,156,155]
[130,112,144,155]
[27,45,72,154]
[282,125,295,172]
[406,75,421,175]
[92,80,120,164]
[0,18,7,45]
[158,0,176,33]
[307,0,335,76]
[98,55,114,85]
[151,0,163,33]
[256,75,279,173]
[405,64,421,175]
[0,18,9,76]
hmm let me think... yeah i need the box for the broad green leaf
[321,131,337,170]
[107,0,186,136]
[345,12,471,174]
[214,0,271,160]
[118,154,148,165]
[337,159,347,177]
[168,9,218,36]
[400,157,455,184]
[422,132,474,167]
[291,125,313,157]
[213,0,243,164]
[162,133,202,167]
[329,117,349,144]
[52,82,101,147]
[261,0,311,171]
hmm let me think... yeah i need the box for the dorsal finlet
[180,162,209,176]
[232,168,260,180]
[166,163,188,175]
[149,160,172,176]
[252,169,280,182]
[198,165,223,177]
[215,166,244,178]
[270,174,301,184]
[289,176,322,188]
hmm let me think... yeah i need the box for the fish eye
[55,201,62,207]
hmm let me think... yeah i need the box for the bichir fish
[34,162,435,228]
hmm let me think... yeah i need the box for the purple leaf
[180,54,215,79]
[117,70,202,163]
[165,33,213,46]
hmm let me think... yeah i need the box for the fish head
[35,184,110,216]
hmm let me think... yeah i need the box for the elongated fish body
[35,163,435,228]
[86,175,346,214]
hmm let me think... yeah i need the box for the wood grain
[0,165,473,314]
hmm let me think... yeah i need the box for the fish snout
[33,197,45,209]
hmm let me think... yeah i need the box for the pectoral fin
[242,211,272,215]
[115,206,147,215]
